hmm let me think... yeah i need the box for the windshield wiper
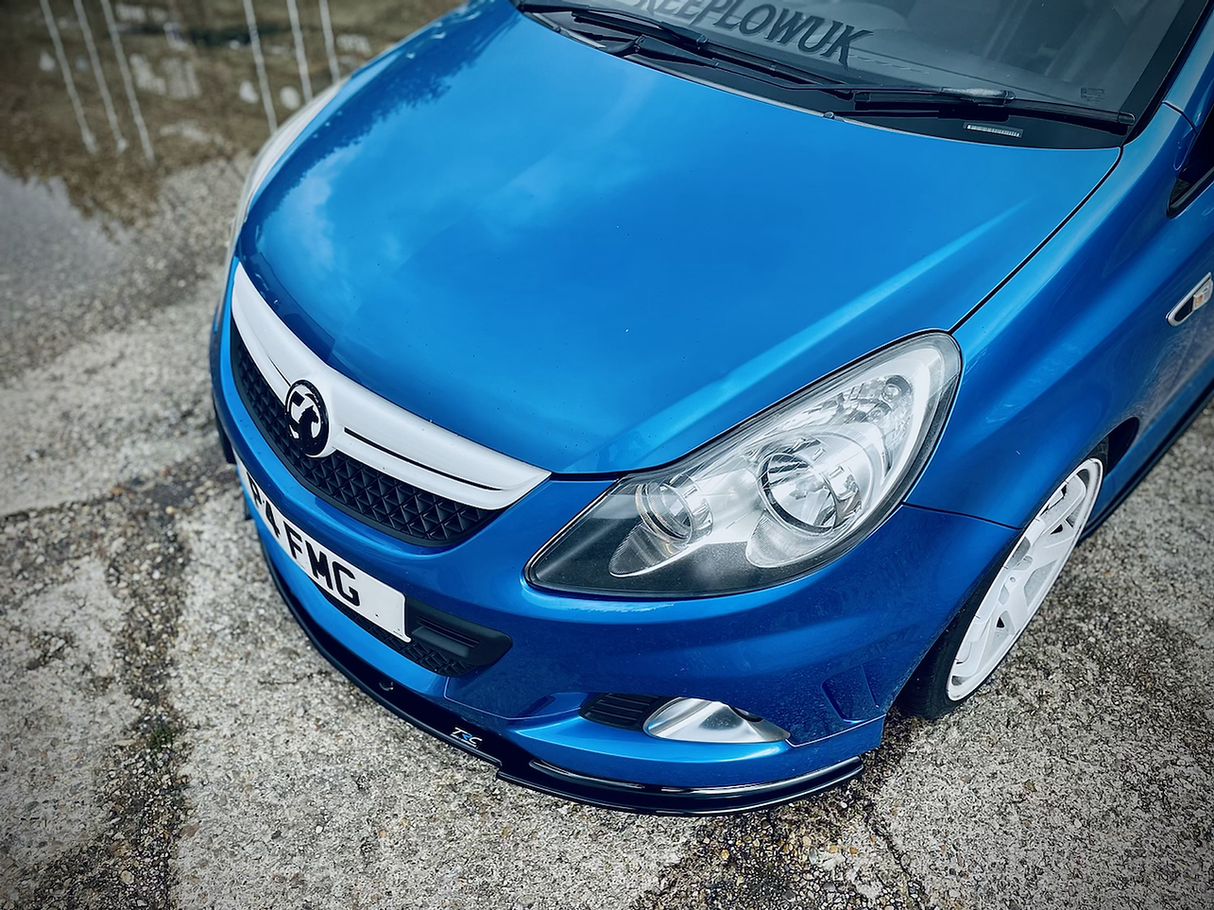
[740,82,1132,132]
[620,38,1132,133]
[513,1,840,88]
[513,2,1133,135]
[515,2,710,43]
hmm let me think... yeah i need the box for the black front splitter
[261,549,863,815]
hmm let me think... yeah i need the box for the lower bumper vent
[313,583,512,678]
[580,693,673,730]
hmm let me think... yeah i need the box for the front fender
[909,104,1199,528]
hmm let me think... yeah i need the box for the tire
[900,448,1106,720]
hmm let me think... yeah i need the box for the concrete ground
[1,2,1212,908]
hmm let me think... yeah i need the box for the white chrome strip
[230,263,549,510]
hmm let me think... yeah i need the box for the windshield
[550,0,1203,112]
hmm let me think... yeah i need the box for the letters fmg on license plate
[237,461,409,642]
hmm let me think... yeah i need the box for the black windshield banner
[622,0,873,66]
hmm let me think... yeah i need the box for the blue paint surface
[212,0,1214,793]
[240,0,1118,474]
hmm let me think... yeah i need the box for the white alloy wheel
[945,457,1103,701]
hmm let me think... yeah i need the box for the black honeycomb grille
[401,640,477,678]
[318,588,483,677]
[231,325,499,546]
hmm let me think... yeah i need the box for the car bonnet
[238,0,1119,476]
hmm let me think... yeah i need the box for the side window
[1170,110,1214,214]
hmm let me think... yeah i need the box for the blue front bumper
[209,269,1017,812]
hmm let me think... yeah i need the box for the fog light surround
[643,698,789,744]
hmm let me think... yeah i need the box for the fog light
[643,698,789,744]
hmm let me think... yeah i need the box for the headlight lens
[228,81,343,253]
[526,334,961,597]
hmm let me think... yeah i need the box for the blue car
[210,0,1214,813]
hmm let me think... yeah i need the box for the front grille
[580,693,673,730]
[231,325,498,546]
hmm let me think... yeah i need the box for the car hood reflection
[240,0,1118,475]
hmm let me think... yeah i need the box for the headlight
[526,333,961,597]
[228,81,344,253]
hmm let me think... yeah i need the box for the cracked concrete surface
[0,560,135,875]
[2,1,1213,908]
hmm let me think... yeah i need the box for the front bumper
[210,264,1018,811]
[264,547,862,814]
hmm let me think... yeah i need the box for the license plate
[237,461,409,642]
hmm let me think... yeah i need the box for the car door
[1162,101,1214,391]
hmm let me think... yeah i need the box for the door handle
[1168,273,1213,326]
